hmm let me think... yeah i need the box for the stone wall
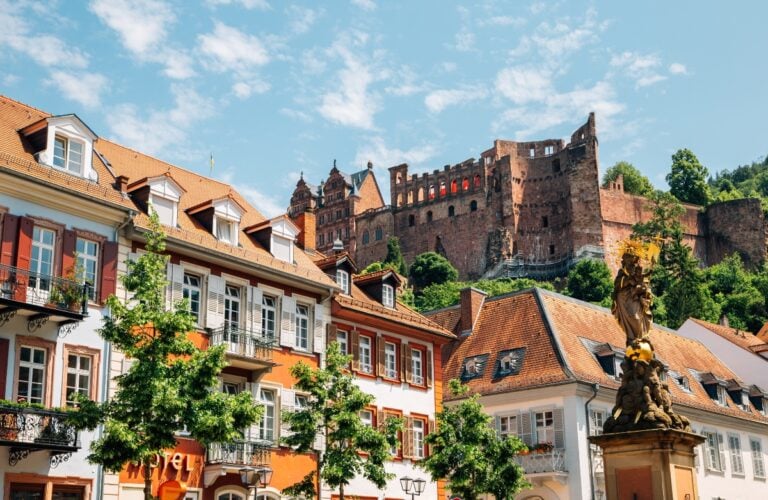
[705,198,767,268]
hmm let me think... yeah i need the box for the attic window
[149,196,177,227]
[701,380,728,406]
[337,269,350,295]
[749,394,767,416]
[382,284,394,308]
[461,354,489,381]
[53,135,83,174]
[215,217,237,245]
[728,387,751,412]
[494,348,525,378]
[582,339,623,380]
[667,370,692,393]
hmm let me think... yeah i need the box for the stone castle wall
[705,198,767,268]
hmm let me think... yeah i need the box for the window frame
[382,284,394,308]
[703,430,725,472]
[259,387,276,443]
[53,134,84,174]
[215,216,239,246]
[410,345,425,386]
[384,341,397,379]
[382,408,403,459]
[751,437,766,479]
[30,225,56,293]
[498,413,518,438]
[336,330,348,355]
[411,414,428,460]
[182,272,202,325]
[62,344,100,407]
[76,237,99,301]
[728,433,745,476]
[358,334,374,375]
[148,194,178,228]
[14,336,56,406]
[224,284,241,330]
[262,294,277,339]
[295,303,310,351]
[336,269,350,295]
[534,410,555,446]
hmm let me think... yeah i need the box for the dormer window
[149,195,177,227]
[215,217,235,243]
[494,348,526,378]
[382,284,394,307]
[53,135,83,173]
[337,269,350,294]
[245,216,298,264]
[460,354,489,381]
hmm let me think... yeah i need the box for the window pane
[53,137,66,168]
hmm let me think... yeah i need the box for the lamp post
[400,476,426,500]
[240,465,273,500]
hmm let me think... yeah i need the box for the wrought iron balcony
[207,440,272,467]
[515,448,568,475]
[208,326,276,367]
[0,263,89,330]
[0,403,80,467]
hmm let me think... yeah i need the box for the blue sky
[2,0,766,217]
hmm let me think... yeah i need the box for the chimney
[294,210,316,253]
[115,175,129,194]
[460,287,487,335]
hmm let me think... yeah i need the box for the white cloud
[280,108,313,122]
[106,86,214,156]
[217,170,285,218]
[232,80,270,98]
[384,66,427,96]
[351,0,376,11]
[480,16,525,27]
[90,0,195,79]
[199,22,270,73]
[317,33,380,130]
[47,71,108,108]
[425,86,487,113]
[206,0,270,10]
[610,51,667,88]
[288,5,319,35]
[510,8,604,63]
[0,4,89,69]
[495,67,554,105]
[2,74,20,86]
[453,28,475,52]
[669,62,688,75]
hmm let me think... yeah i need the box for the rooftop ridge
[0,94,52,119]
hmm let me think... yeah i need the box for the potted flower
[49,260,85,311]
[533,442,554,453]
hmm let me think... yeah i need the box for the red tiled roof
[688,318,767,353]
[353,269,401,286]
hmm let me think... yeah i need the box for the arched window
[439,180,446,196]
[396,193,403,207]
[362,230,370,244]
[375,227,383,240]
[474,174,481,188]
[417,187,424,202]
[448,205,455,217]
[407,190,414,204]
[470,200,478,212]
[426,211,433,222]
[451,179,458,193]
[428,185,435,200]
[217,491,246,500]
[408,214,415,227]
[396,173,403,184]
[462,177,470,190]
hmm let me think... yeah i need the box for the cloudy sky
[1,0,766,217]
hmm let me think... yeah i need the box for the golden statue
[611,239,657,345]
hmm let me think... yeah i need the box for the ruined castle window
[407,191,414,204]
[337,229,342,240]
[426,211,433,223]
[319,215,325,225]
[363,230,369,244]
[542,216,549,228]
[344,207,349,217]
[462,177,469,190]
[417,187,424,202]
[397,193,403,207]
[396,173,403,184]
[529,146,535,158]
[549,244,555,255]
[470,200,478,212]
[552,159,561,173]
[408,215,415,227]
[451,179,458,193]
[335,210,341,220]
[428,185,435,200]
[473,175,481,188]
[336,192,343,201]
[545,145,554,156]
[375,227,383,241]
[440,181,447,196]
[319,234,324,246]
[448,206,455,217]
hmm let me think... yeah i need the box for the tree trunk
[339,484,344,500]
[143,457,154,500]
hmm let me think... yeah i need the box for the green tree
[409,252,459,290]
[705,254,767,331]
[383,236,408,276]
[69,213,261,500]
[666,148,711,206]
[413,278,554,312]
[565,259,613,305]
[601,161,654,196]
[282,342,401,500]
[420,380,529,500]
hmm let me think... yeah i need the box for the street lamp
[400,476,426,500]
[240,465,273,500]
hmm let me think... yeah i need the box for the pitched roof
[688,318,768,352]
[427,286,768,424]
[0,95,336,289]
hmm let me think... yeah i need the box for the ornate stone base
[589,429,705,500]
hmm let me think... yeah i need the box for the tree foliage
[704,254,768,332]
[69,213,261,500]
[420,380,529,500]
[383,236,408,276]
[666,148,711,206]
[282,342,401,500]
[601,161,654,196]
[409,252,459,290]
[414,278,553,312]
[565,259,613,305]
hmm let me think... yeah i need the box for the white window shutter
[247,286,263,335]
[280,295,296,347]
[313,305,325,353]
[166,263,184,310]
[206,275,226,329]
[280,389,296,438]
[718,433,726,472]
[519,412,533,447]
[495,415,502,435]
[553,407,565,449]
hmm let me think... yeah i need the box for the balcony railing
[208,326,275,362]
[515,448,568,474]
[207,440,271,466]
[0,263,89,316]
[0,404,80,452]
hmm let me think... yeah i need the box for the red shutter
[0,338,8,398]
[0,214,19,266]
[14,217,34,301]
[61,230,77,275]
[99,241,118,303]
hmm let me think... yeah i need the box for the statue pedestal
[589,429,705,500]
